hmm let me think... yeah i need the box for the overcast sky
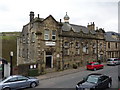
[0,0,119,32]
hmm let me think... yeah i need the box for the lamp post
[10,51,13,75]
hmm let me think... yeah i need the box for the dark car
[0,75,39,90]
[76,73,112,90]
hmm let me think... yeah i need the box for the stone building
[17,12,106,74]
[105,32,120,59]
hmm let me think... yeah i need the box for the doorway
[46,52,53,68]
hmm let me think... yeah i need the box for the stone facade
[105,32,120,59]
[17,12,106,74]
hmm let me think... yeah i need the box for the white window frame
[44,29,49,40]
[52,30,56,40]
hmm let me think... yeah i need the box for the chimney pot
[29,11,34,22]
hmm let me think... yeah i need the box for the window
[44,29,49,40]
[17,76,28,81]
[64,49,69,55]
[115,43,117,48]
[52,30,56,40]
[22,34,25,43]
[76,42,80,48]
[108,42,110,48]
[83,44,88,54]
[6,77,17,83]
[76,49,80,55]
[100,43,102,48]
[93,44,96,54]
[31,32,35,42]
[64,42,69,48]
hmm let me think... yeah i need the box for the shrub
[73,64,77,69]
[28,69,39,76]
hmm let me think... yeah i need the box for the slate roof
[62,23,96,34]
[105,32,120,42]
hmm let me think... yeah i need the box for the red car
[87,62,104,71]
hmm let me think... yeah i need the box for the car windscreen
[107,59,113,61]
[86,75,99,84]
[87,63,92,65]
[114,59,118,61]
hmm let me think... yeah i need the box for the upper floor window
[64,42,69,47]
[115,43,117,48]
[83,44,88,54]
[100,43,102,48]
[76,49,80,55]
[44,29,49,40]
[52,30,56,40]
[64,48,69,55]
[31,32,35,42]
[76,42,80,48]
[108,42,110,49]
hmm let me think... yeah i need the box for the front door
[46,56,52,68]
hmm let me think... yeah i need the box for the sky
[0,0,119,33]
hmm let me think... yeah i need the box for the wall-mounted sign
[45,42,56,46]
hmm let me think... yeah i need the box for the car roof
[108,58,118,59]
[6,75,24,79]
[88,73,103,76]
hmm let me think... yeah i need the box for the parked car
[0,75,39,90]
[107,58,119,66]
[87,62,104,71]
[76,73,112,90]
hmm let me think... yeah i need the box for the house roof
[105,32,120,42]
[62,23,96,34]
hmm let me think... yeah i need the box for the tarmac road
[36,65,119,89]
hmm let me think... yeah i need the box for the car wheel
[107,82,111,88]
[30,82,37,88]
[93,68,96,71]
[3,87,11,90]
[101,66,104,69]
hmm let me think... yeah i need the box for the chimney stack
[29,11,34,22]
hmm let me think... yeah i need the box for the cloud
[0,0,119,32]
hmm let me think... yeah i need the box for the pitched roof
[105,32,120,42]
[62,23,96,34]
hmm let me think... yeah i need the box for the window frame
[44,29,50,40]
[52,30,56,40]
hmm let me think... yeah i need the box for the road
[36,65,119,89]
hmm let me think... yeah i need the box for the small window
[76,42,80,48]
[52,30,56,40]
[115,43,117,48]
[44,29,49,40]
[108,42,110,49]
[64,49,69,55]
[31,32,35,42]
[76,49,80,55]
[64,42,69,47]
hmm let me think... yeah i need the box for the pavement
[36,65,86,80]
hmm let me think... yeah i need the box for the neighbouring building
[105,32,120,59]
[0,32,20,66]
[17,12,106,74]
